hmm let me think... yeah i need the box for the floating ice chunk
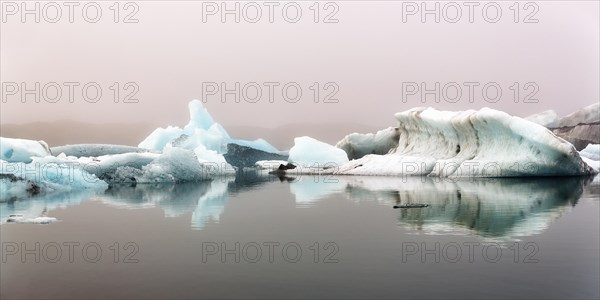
[6,214,58,224]
[88,146,233,183]
[579,144,600,161]
[525,110,560,128]
[288,136,349,168]
[74,152,160,180]
[335,127,400,160]
[0,156,108,197]
[137,100,230,153]
[138,99,279,168]
[335,107,596,177]
[0,137,51,163]
[136,146,210,182]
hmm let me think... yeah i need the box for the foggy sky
[1,1,598,130]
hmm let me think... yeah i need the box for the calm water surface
[1,172,599,299]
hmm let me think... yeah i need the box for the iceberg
[288,136,349,168]
[70,146,232,183]
[1,137,51,163]
[334,107,596,177]
[579,144,600,172]
[6,215,58,224]
[138,100,279,154]
[580,144,600,161]
[0,156,108,201]
[0,136,231,198]
[136,146,219,183]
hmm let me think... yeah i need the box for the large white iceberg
[288,136,349,168]
[139,100,279,154]
[335,107,596,177]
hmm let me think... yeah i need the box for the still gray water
[1,172,599,299]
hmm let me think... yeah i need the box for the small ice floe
[6,214,58,224]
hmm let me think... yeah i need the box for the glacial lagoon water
[1,172,599,299]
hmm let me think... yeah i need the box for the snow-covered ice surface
[139,100,279,154]
[288,136,349,167]
[335,107,596,177]
[1,137,51,163]
[51,144,153,158]
[335,127,399,160]
[525,110,560,128]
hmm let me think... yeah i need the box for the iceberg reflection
[340,176,590,239]
[0,189,99,222]
[96,178,234,229]
[2,169,596,240]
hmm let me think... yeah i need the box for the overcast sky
[1,1,598,129]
